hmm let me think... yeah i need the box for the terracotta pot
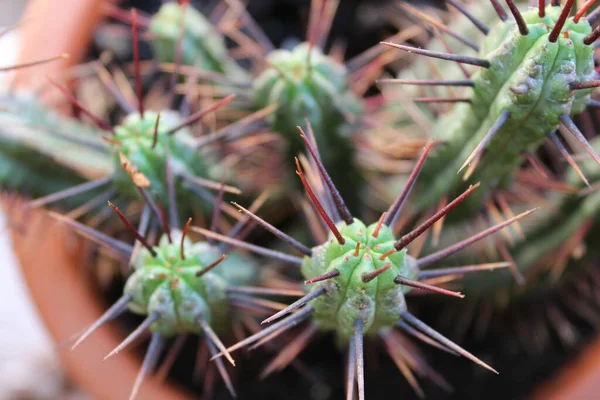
[530,336,600,400]
[9,0,107,105]
[4,198,192,399]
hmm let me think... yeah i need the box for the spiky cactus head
[125,231,235,336]
[254,43,361,150]
[209,134,538,398]
[59,196,263,399]
[301,218,419,338]
[253,42,363,200]
[111,110,207,204]
[149,2,243,76]
[255,41,362,136]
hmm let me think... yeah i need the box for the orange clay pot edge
[530,335,600,400]
[4,199,192,400]
[7,2,190,397]
[10,0,104,103]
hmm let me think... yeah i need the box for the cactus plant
[46,189,313,398]
[196,130,534,398]
[5,0,600,399]
[148,2,246,79]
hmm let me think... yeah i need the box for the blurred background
[0,1,85,398]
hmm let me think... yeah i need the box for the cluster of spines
[380,0,600,278]
[191,122,536,399]
[9,0,599,399]
[374,0,600,361]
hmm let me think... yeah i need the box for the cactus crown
[125,230,232,336]
[149,2,236,74]
[302,218,418,338]
[204,127,537,399]
[111,110,207,204]
[58,184,270,399]
[253,42,364,201]
[254,42,362,142]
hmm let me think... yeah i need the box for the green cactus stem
[149,2,246,78]
[301,219,417,337]
[0,93,111,207]
[53,193,270,399]
[125,230,255,336]
[253,42,364,204]
[110,110,210,211]
[456,137,600,302]
[384,2,599,220]
[26,73,238,221]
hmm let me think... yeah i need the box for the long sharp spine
[559,114,600,166]
[417,209,536,268]
[354,320,365,400]
[129,333,164,400]
[505,0,528,35]
[262,287,327,324]
[549,0,575,43]
[346,335,356,400]
[72,295,131,350]
[459,110,511,173]
[232,202,312,255]
[385,140,435,227]
[380,42,490,68]
[402,312,498,374]
[299,126,353,225]
[212,306,315,359]
[205,334,237,397]
[104,313,160,360]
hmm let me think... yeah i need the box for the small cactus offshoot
[25,13,245,220]
[254,42,362,168]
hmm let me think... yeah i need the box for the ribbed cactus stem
[253,42,363,204]
[149,2,246,78]
[110,110,210,213]
[400,6,595,220]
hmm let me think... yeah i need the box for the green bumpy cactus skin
[301,219,419,339]
[111,110,208,208]
[253,43,363,204]
[125,231,256,336]
[149,2,246,78]
[415,5,595,216]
